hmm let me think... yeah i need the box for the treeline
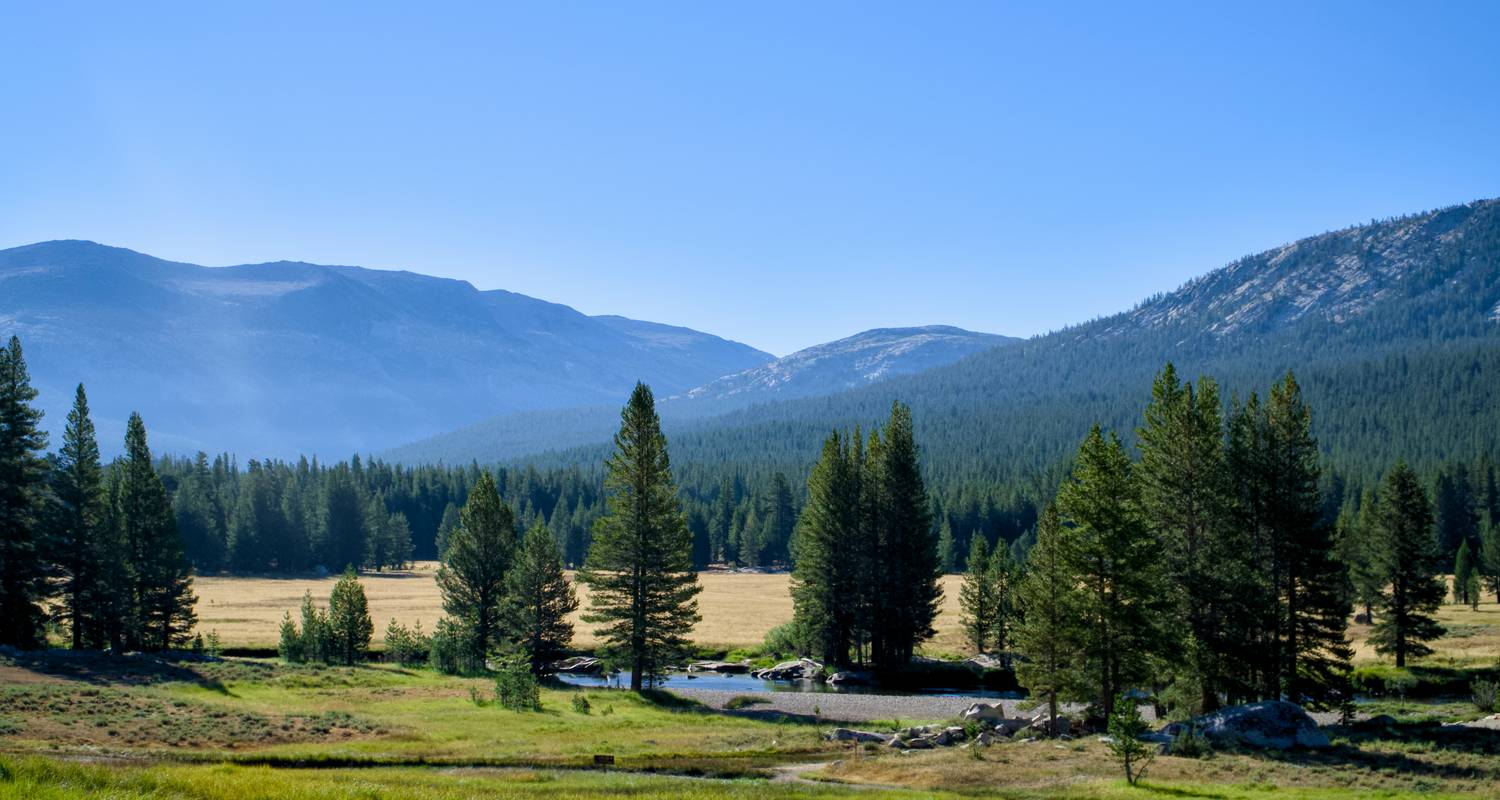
[0,337,196,651]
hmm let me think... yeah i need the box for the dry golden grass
[194,569,977,653]
[194,568,1500,664]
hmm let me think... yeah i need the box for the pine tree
[435,502,460,560]
[327,568,373,665]
[299,590,329,663]
[1454,540,1475,606]
[791,431,861,667]
[1136,364,1241,711]
[937,520,958,574]
[989,541,1017,653]
[958,535,996,653]
[1057,424,1174,720]
[278,611,304,662]
[119,413,196,651]
[505,520,578,675]
[436,470,515,668]
[869,402,941,669]
[1336,488,1383,623]
[1369,461,1447,667]
[0,336,50,647]
[50,385,106,649]
[1480,520,1500,603]
[580,383,701,691]
[175,452,226,573]
[1012,504,1084,735]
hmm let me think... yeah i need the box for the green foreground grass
[2,651,1499,798]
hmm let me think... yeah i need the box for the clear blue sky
[3,2,1497,356]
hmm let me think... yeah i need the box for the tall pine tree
[0,336,50,647]
[50,385,107,648]
[119,413,197,651]
[1369,461,1447,667]
[580,383,701,690]
[1056,424,1174,720]
[436,470,515,668]
[1012,503,1084,735]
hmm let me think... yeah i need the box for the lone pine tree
[580,383,701,691]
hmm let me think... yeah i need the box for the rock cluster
[1169,701,1331,751]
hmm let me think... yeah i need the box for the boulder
[1185,701,1331,750]
[963,653,1006,670]
[551,656,602,674]
[689,660,750,674]
[828,670,874,686]
[1026,712,1071,737]
[826,728,893,744]
[961,703,1004,722]
[752,658,824,681]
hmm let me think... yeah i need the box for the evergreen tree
[937,520,958,574]
[958,535,997,653]
[580,383,701,691]
[504,520,578,675]
[1057,424,1173,720]
[435,502,460,560]
[989,542,1017,653]
[791,431,862,667]
[436,471,515,668]
[1369,461,1447,667]
[299,590,329,663]
[119,413,196,651]
[0,336,50,647]
[1227,374,1351,706]
[327,568,373,665]
[1336,488,1383,623]
[1136,364,1241,711]
[1480,520,1500,603]
[869,402,941,669]
[278,611,304,662]
[175,452,226,573]
[1454,540,1475,606]
[1012,504,1084,736]
[319,469,366,571]
[50,385,107,648]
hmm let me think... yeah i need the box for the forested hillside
[436,199,1500,484]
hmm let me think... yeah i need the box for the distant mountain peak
[679,324,1016,404]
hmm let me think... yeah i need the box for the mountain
[0,240,772,457]
[391,199,1500,477]
[383,325,1017,464]
[678,325,1016,404]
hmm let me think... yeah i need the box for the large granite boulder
[1173,701,1331,750]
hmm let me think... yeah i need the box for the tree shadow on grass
[1,648,233,694]
[1248,722,1500,782]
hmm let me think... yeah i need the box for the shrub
[1167,721,1213,758]
[725,695,770,710]
[761,621,811,658]
[1474,679,1498,713]
[494,654,541,712]
[571,694,591,714]
[205,631,222,658]
[428,618,465,675]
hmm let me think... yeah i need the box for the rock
[963,653,1006,670]
[1353,714,1398,730]
[1026,712,1070,737]
[752,658,824,681]
[887,737,908,749]
[688,660,749,674]
[1191,701,1331,750]
[826,728,892,744]
[962,703,1004,722]
[944,726,967,741]
[905,736,934,749]
[828,670,874,686]
[551,656,602,674]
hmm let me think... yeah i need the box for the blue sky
[2,2,1498,356]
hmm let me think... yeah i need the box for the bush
[1167,721,1213,758]
[278,612,305,663]
[494,655,541,712]
[761,621,811,658]
[1474,679,1498,713]
[571,694,591,714]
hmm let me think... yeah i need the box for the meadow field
[193,567,978,654]
[194,567,1500,667]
